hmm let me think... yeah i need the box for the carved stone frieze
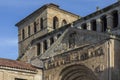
[44,46,104,70]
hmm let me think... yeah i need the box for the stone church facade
[0,1,120,80]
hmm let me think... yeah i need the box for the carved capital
[96,18,102,22]
[106,13,113,19]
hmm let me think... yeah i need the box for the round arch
[53,16,59,29]
[62,19,67,26]
[59,64,98,80]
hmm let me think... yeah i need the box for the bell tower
[15,3,79,62]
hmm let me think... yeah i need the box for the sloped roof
[74,1,119,24]
[0,58,37,72]
[15,3,79,27]
[40,27,110,59]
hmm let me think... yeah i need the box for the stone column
[118,9,120,27]
[40,42,44,54]
[96,18,102,32]
[47,39,50,48]
[54,36,57,42]
[87,22,91,30]
[107,13,113,30]
[78,24,82,29]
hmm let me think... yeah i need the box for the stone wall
[43,41,109,80]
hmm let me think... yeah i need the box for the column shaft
[118,10,120,27]
[54,36,57,42]
[87,22,91,30]
[40,42,44,54]
[107,13,113,29]
[47,39,50,48]
[96,18,102,32]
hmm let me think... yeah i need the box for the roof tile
[0,58,36,71]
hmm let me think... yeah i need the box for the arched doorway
[59,64,98,80]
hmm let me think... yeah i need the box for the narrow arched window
[43,40,47,52]
[28,26,30,36]
[22,29,25,40]
[91,20,97,31]
[57,34,61,38]
[81,23,87,30]
[34,22,37,33]
[53,16,59,29]
[62,19,67,26]
[50,37,54,45]
[37,43,41,56]
[100,15,107,32]
[69,32,76,48]
[112,10,118,28]
[40,18,44,29]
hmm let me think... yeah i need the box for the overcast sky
[0,0,117,60]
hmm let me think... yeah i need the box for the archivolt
[59,64,98,80]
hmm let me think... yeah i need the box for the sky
[0,0,117,60]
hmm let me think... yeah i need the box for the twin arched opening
[53,16,67,29]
